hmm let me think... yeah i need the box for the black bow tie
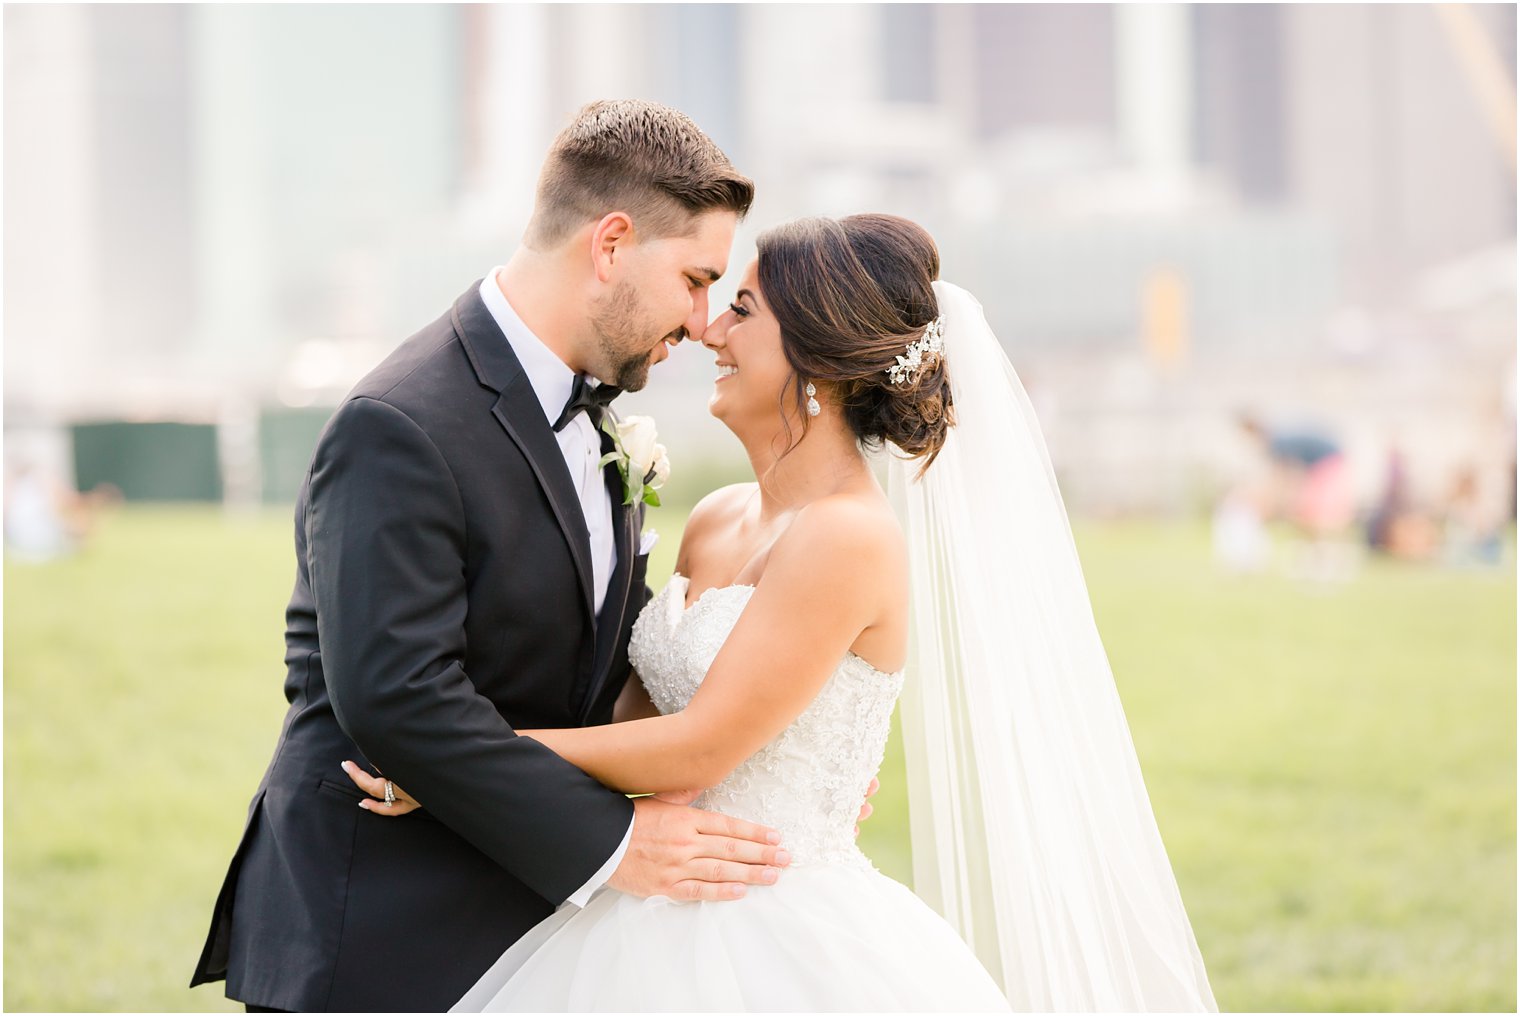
[552,374,622,432]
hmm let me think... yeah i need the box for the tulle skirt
[451,863,1011,1012]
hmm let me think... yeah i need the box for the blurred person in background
[3,458,117,561]
[1442,464,1506,566]
[4,458,74,561]
[1365,443,1440,561]
[1211,486,1271,573]
[1238,412,1359,582]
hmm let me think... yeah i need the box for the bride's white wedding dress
[452,573,1011,1012]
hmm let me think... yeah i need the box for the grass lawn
[5,504,1514,1011]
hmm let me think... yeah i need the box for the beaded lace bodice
[628,574,905,869]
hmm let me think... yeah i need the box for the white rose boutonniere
[600,414,670,508]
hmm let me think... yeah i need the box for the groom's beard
[591,280,669,392]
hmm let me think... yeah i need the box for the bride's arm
[519,499,896,794]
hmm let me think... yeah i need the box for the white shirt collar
[478,267,577,426]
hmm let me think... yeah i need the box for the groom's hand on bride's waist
[608,793,790,902]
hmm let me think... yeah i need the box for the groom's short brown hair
[525,99,754,249]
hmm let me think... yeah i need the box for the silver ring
[383,780,396,807]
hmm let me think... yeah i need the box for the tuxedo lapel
[451,286,597,624]
[578,422,641,722]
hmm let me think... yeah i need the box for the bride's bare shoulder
[804,491,901,540]
[779,493,905,586]
[685,483,757,535]
[673,482,758,571]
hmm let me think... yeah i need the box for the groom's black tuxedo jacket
[191,284,647,1012]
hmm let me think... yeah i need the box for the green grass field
[5,504,1514,1012]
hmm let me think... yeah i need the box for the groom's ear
[590,211,636,284]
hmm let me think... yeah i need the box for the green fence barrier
[71,421,222,502]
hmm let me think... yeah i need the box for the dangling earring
[805,382,821,417]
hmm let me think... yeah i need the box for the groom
[190,100,788,1012]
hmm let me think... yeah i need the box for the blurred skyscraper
[6,5,195,417]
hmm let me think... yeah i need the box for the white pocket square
[638,530,659,555]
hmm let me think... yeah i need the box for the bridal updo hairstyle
[757,214,953,474]
[526,99,754,249]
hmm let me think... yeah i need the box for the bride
[346,213,1217,1012]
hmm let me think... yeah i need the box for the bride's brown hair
[756,214,953,474]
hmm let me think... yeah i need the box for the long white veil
[886,281,1217,1011]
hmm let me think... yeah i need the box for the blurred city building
[4,3,1514,519]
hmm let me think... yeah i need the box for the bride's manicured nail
[762,868,779,883]
[731,884,747,898]
[766,831,781,845]
[774,850,791,866]
[341,761,353,772]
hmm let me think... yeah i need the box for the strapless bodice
[628,575,905,868]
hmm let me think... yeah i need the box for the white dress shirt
[479,269,632,907]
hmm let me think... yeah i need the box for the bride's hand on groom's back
[609,794,791,902]
[855,777,879,837]
[341,760,421,815]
